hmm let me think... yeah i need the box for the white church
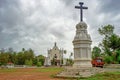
[44,42,65,66]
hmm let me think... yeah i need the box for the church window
[54,54,57,58]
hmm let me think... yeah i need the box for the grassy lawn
[78,72,120,80]
[36,67,64,72]
[0,68,17,73]
[0,67,64,73]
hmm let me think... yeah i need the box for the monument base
[73,59,92,68]
[56,67,104,78]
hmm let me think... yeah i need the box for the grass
[36,67,64,72]
[78,72,120,80]
[0,67,64,75]
[0,67,64,73]
[0,68,17,73]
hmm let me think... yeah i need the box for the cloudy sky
[0,0,120,57]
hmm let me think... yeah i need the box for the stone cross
[75,2,88,22]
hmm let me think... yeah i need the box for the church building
[44,42,64,66]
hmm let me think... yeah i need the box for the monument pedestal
[56,2,105,78]
[73,59,92,68]
[56,67,104,78]
[56,22,105,78]
[73,22,92,68]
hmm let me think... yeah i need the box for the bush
[51,59,55,65]
[0,62,2,66]
[104,56,113,64]
[37,62,42,67]
[117,55,120,63]
[25,59,33,66]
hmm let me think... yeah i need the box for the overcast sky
[0,0,120,57]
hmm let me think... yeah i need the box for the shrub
[37,62,42,67]
[104,56,113,64]
[117,55,120,63]
[25,59,33,66]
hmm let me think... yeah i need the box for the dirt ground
[1,67,120,80]
[0,68,64,80]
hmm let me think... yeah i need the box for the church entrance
[53,54,60,66]
[51,59,60,66]
[54,60,60,66]
[55,61,57,66]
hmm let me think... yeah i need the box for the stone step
[56,67,105,78]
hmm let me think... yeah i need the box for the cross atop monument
[75,2,88,22]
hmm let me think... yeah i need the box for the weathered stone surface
[56,22,102,78]
[73,21,92,68]
[56,67,105,78]
[56,22,94,78]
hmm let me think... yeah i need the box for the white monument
[57,2,104,78]
[73,2,92,68]
[73,21,92,68]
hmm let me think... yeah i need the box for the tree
[36,55,45,66]
[98,24,114,37]
[98,24,114,51]
[107,34,120,50]
[0,52,9,65]
[16,52,25,65]
[101,34,120,63]
[25,59,33,66]
[69,52,73,59]
[0,47,45,66]
[64,50,67,54]
[98,24,120,64]
[7,48,15,63]
[12,52,17,64]
[15,48,35,65]
[37,62,42,67]
[8,48,14,53]
[115,50,120,63]
[22,48,25,52]
[24,49,34,61]
[104,55,114,64]
[51,58,55,65]
[66,58,73,66]
[0,48,5,53]
[92,46,101,59]
[33,57,38,65]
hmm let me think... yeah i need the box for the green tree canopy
[107,34,120,50]
[98,24,120,64]
[92,46,101,59]
[98,24,114,37]
[0,48,45,66]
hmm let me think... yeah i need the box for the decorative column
[73,21,92,68]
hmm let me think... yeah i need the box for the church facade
[44,42,64,66]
